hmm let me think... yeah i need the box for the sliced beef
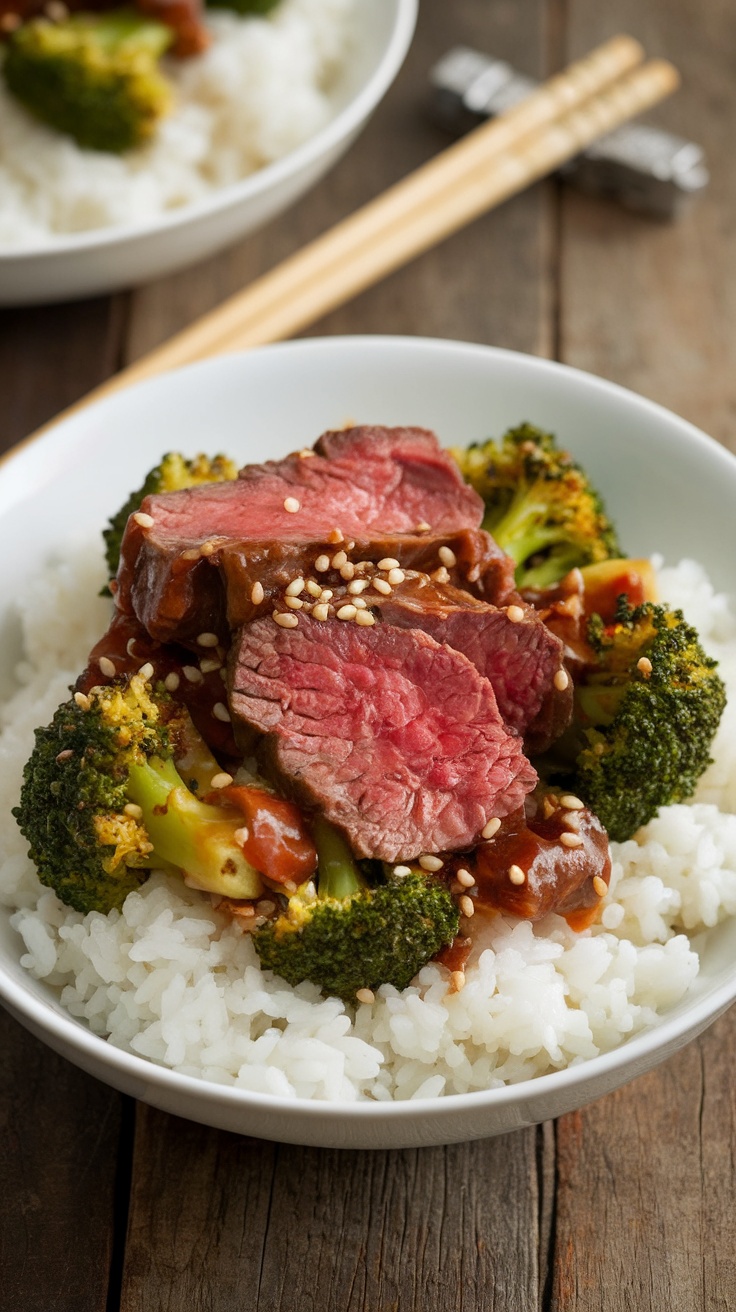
[115,425,495,644]
[228,615,537,862]
[470,792,611,923]
[352,573,572,754]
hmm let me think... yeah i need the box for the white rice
[0,0,353,247]
[2,545,736,1101]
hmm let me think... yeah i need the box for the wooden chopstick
[24,36,678,443]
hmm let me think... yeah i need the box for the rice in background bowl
[0,0,417,304]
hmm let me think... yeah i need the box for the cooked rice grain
[2,547,735,1100]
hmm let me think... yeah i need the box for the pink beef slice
[115,426,512,644]
[229,615,537,862]
[368,574,573,755]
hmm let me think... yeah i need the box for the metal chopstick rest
[429,46,708,219]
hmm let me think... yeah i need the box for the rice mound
[0,0,353,247]
[2,546,735,1102]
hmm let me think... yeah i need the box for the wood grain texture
[0,1011,126,1312]
[120,1108,543,1312]
[559,0,736,448]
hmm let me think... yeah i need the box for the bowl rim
[0,0,418,263]
[2,333,736,1124]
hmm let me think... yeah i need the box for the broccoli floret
[102,451,238,583]
[13,673,263,915]
[254,819,459,1001]
[206,0,280,12]
[557,600,726,842]
[3,10,174,154]
[453,423,620,589]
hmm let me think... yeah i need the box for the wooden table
[2,1,735,1307]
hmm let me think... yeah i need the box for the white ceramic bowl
[0,0,417,307]
[2,336,735,1149]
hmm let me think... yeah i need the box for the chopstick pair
[32,35,680,434]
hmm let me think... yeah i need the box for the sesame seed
[312,604,330,621]
[353,597,368,609]
[74,691,90,710]
[320,589,334,602]
[286,577,305,597]
[200,540,217,557]
[124,802,143,819]
[183,665,203,684]
[285,596,304,610]
[306,580,322,597]
[315,554,330,572]
[554,668,570,692]
[234,826,250,844]
[416,521,431,533]
[459,895,475,918]
[355,610,376,626]
[508,865,526,886]
[456,868,475,888]
[439,546,457,568]
[298,448,316,459]
[340,562,356,581]
[393,865,412,877]
[506,604,525,623]
[387,568,405,585]
[356,561,373,572]
[328,528,344,544]
[481,817,501,840]
[372,578,392,595]
[251,581,265,605]
[593,876,608,898]
[283,497,300,514]
[56,748,74,763]
[197,632,219,648]
[419,854,444,871]
[274,611,299,628]
[99,656,116,678]
[378,557,400,570]
[560,794,584,810]
[211,772,234,789]
[164,672,180,692]
[331,550,348,569]
[467,564,481,583]
[133,511,154,529]
[138,662,154,681]
[637,656,653,677]
[337,604,357,621]
[181,548,201,561]
[212,702,231,722]
[560,832,583,848]
[200,658,222,674]
[451,970,466,993]
[346,541,356,552]
[356,988,375,1005]
[563,812,581,831]
[126,638,137,657]
[431,566,450,584]
[348,578,369,595]
[542,797,557,820]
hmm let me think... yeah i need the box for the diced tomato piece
[214,785,317,886]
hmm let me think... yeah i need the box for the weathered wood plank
[120,1108,542,1312]
[559,0,736,449]
[551,1,736,1307]
[0,1011,128,1312]
[0,294,128,452]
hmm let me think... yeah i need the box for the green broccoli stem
[485,487,569,566]
[72,10,173,57]
[126,757,262,896]
[312,817,366,901]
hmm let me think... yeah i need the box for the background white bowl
[0,0,417,307]
[1,335,735,1149]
